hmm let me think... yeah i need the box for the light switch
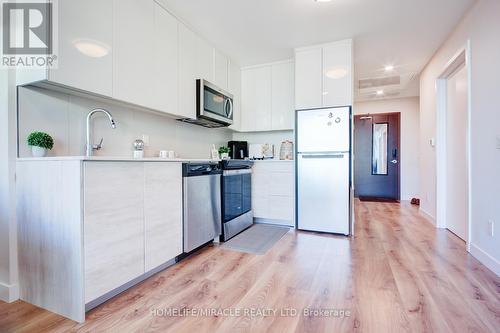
[496,136,500,149]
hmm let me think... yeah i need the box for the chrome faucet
[86,108,116,156]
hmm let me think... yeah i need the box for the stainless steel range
[220,160,254,241]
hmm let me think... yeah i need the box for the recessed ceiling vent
[359,76,400,89]
[357,72,418,99]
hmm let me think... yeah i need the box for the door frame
[435,41,472,251]
[353,111,401,201]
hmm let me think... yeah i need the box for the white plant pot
[220,153,229,159]
[31,146,48,158]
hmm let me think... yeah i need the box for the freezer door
[297,152,350,234]
[297,107,350,153]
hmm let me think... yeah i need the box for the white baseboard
[0,281,20,303]
[419,207,437,227]
[470,243,500,277]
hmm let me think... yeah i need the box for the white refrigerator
[296,106,352,235]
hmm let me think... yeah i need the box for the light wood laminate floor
[1,200,499,332]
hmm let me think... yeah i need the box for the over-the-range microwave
[179,79,233,128]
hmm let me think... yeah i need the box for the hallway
[0,200,498,332]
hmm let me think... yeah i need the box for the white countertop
[17,156,219,163]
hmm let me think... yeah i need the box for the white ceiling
[162,0,475,101]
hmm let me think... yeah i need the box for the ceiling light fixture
[384,65,395,71]
[315,0,332,2]
[376,90,384,96]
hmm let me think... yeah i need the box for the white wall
[420,0,500,275]
[0,69,19,302]
[18,86,232,159]
[354,97,420,201]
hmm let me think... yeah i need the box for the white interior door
[445,66,468,241]
[297,152,350,234]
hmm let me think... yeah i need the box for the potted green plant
[27,131,54,157]
[218,146,230,159]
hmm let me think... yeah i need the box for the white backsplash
[18,86,232,159]
[232,130,294,159]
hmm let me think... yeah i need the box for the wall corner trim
[470,243,500,277]
[0,281,20,303]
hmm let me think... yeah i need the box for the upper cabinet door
[113,0,155,108]
[50,0,113,97]
[196,36,214,82]
[295,48,322,110]
[228,60,242,131]
[271,61,295,130]
[151,3,178,114]
[178,23,197,119]
[241,66,272,132]
[322,40,353,107]
[214,50,229,90]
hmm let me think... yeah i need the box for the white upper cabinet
[178,23,198,119]
[228,60,242,131]
[295,48,322,110]
[295,39,353,110]
[151,2,178,114]
[271,61,295,130]
[214,50,229,90]
[178,23,216,119]
[113,0,155,108]
[322,39,353,107]
[32,0,113,96]
[241,61,294,132]
[16,0,239,122]
[241,66,272,131]
[196,36,215,82]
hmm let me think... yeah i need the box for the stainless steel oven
[220,160,254,241]
[193,79,233,128]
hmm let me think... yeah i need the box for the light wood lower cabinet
[83,162,145,302]
[252,162,295,227]
[144,163,183,271]
[17,160,183,323]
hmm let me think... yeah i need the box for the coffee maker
[228,141,248,159]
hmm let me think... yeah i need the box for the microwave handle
[225,98,233,118]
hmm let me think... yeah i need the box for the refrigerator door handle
[301,153,345,159]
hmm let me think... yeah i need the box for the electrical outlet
[488,220,494,237]
[142,134,150,146]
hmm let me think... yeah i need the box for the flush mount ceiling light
[384,65,395,71]
[315,0,332,2]
[73,39,110,58]
[325,67,348,79]
[376,90,384,96]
